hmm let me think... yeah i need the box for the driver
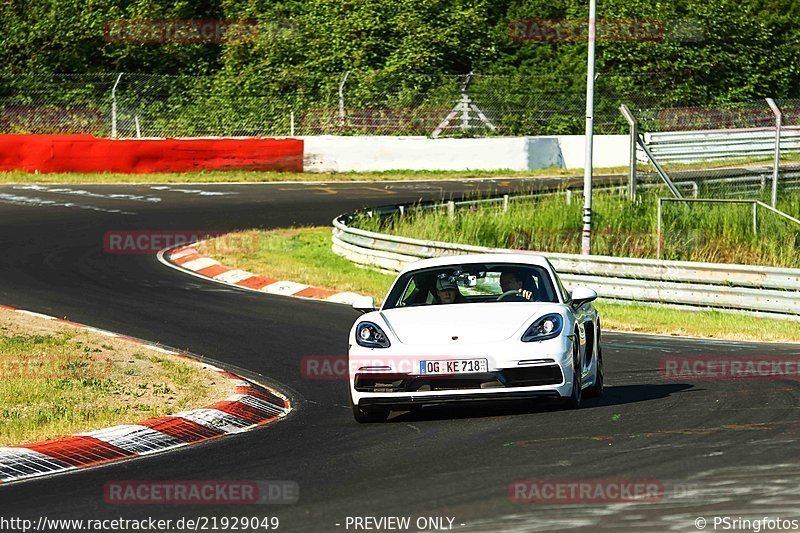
[499,271,534,301]
[435,276,464,304]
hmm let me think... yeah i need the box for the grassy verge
[197,227,800,343]
[0,309,234,446]
[353,187,800,268]
[0,167,620,185]
[1,151,796,185]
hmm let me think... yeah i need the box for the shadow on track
[386,383,694,422]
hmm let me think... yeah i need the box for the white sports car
[347,253,603,423]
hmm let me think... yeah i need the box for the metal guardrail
[642,127,800,163]
[331,207,800,319]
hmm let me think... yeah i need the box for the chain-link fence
[625,98,800,202]
[0,71,689,138]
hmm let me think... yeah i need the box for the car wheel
[563,334,582,409]
[586,330,605,397]
[349,389,389,423]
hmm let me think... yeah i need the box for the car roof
[398,253,552,274]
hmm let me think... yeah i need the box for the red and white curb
[0,304,291,485]
[159,244,362,305]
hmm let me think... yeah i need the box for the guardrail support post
[502,195,509,212]
[565,189,572,205]
[447,201,455,219]
[638,138,683,199]
[752,202,758,235]
[619,104,638,201]
[766,98,782,207]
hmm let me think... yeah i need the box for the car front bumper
[348,338,574,408]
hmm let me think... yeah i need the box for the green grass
[198,227,800,343]
[197,228,392,296]
[0,167,621,184]
[0,321,225,446]
[2,150,797,184]
[353,186,800,268]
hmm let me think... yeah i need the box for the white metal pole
[581,0,597,255]
[619,104,637,201]
[765,98,781,207]
[111,72,123,139]
[339,71,350,127]
[657,198,662,259]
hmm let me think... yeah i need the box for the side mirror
[570,286,597,309]
[352,296,376,314]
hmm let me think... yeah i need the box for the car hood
[380,303,563,345]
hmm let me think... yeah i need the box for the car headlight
[521,313,563,342]
[355,321,391,348]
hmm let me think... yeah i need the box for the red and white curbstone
[0,304,291,485]
[160,245,362,305]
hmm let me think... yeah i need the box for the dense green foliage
[2,0,799,134]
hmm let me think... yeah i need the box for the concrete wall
[302,135,628,172]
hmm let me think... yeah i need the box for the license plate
[418,358,488,375]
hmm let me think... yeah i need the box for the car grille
[354,365,563,393]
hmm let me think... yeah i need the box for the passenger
[435,276,464,304]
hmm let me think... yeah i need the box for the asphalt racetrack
[0,178,799,532]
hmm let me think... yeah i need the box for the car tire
[349,389,389,423]
[586,331,604,398]
[563,335,582,409]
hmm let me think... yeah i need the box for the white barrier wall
[302,135,628,172]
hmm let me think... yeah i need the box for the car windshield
[382,263,558,309]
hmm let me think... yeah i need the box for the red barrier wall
[0,134,303,173]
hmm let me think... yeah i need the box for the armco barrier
[642,127,800,163]
[331,209,800,319]
[0,134,303,173]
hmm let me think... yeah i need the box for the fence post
[765,98,781,207]
[502,194,509,212]
[753,201,758,235]
[111,72,124,139]
[290,111,295,136]
[338,71,350,127]
[619,104,638,201]
[448,201,455,219]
